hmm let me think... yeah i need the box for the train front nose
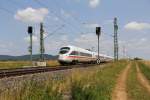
[58,47,71,64]
[58,55,65,61]
[58,55,67,64]
[58,54,72,64]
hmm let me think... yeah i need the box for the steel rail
[0,64,96,79]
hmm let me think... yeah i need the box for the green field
[0,60,60,69]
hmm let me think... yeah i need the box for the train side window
[70,51,78,55]
[59,47,70,54]
[80,52,92,57]
[59,50,68,54]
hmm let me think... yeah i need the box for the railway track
[0,64,96,79]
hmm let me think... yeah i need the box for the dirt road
[112,64,131,100]
[136,64,150,94]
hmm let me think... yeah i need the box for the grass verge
[71,60,128,100]
[138,62,150,81]
[127,61,150,100]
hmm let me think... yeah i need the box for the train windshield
[59,47,70,54]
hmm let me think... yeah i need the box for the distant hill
[0,54,58,61]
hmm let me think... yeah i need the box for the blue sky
[0,0,150,59]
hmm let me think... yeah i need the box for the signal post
[96,27,101,64]
[27,26,33,63]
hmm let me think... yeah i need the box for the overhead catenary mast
[114,17,119,61]
[40,23,45,61]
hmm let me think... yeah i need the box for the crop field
[0,60,150,100]
[0,60,60,69]
[0,61,31,69]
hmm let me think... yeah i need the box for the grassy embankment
[138,61,150,81]
[0,60,60,69]
[127,61,150,100]
[0,60,127,100]
[71,60,127,100]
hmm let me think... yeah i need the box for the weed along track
[136,63,150,94]
[112,63,131,100]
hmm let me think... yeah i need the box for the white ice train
[58,45,113,65]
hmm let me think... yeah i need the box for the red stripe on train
[66,56,94,59]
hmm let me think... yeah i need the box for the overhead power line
[0,7,14,15]
[52,0,83,25]
[52,1,88,35]
[44,24,65,39]
[33,0,84,34]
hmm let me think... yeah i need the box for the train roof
[67,45,93,54]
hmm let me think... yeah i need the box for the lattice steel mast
[40,23,45,61]
[114,17,119,61]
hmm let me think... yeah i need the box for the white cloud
[84,23,99,29]
[89,0,100,8]
[24,35,38,43]
[124,22,150,30]
[119,37,150,58]
[15,7,49,23]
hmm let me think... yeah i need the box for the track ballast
[0,64,96,79]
